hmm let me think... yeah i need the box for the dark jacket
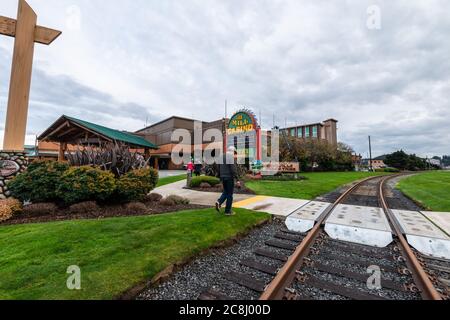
[219,154,238,180]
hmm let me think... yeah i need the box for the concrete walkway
[153,180,310,216]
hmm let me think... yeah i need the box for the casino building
[34,112,338,170]
[278,119,338,147]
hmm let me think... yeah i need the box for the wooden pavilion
[38,115,159,162]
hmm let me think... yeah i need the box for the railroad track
[199,175,449,301]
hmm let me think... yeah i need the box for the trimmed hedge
[56,166,116,205]
[116,168,159,202]
[8,161,69,202]
[190,176,221,188]
[9,161,158,206]
[375,167,400,173]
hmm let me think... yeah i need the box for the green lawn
[156,174,186,187]
[397,171,450,211]
[0,208,269,300]
[245,172,388,200]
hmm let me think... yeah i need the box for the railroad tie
[265,239,297,251]
[254,248,289,262]
[303,275,388,300]
[240,258,279,276]
[198,289,233,301]
[224,271,266,293]
[311,261,407,292]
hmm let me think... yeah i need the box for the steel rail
[260,175,385,300]
[378,176,442,300]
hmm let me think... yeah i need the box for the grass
[397,171,450,212]
[156,174,186,187]
[0,208,269,300]
[245,171,388,200]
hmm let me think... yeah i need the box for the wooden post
[58,142,67,162]
[3,0,36,152]
[0,0,61,152]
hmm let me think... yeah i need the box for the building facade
[34,114,340,170]
[136,116,227,170]
[279,119,338,146]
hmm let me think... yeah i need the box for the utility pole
[225,100,228,119]
[368,136,373,172]
[259,109,262,128]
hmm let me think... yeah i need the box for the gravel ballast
[138,220,291,300]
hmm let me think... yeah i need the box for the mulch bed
[1,203,208,226]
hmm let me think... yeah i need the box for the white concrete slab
[325,204,393,248]
[234,196,310,217]
[421,211,450,236]
[286,201,331,233]
[392,209,450,260]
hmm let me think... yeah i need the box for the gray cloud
[0,0,449,157]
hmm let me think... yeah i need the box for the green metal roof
[65,116,158,149]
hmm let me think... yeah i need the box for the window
[298,128,303,138]
[312,126,318,138]
[290,128,296,137]
[305,127,310,138]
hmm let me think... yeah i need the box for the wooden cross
[0,0,61,151]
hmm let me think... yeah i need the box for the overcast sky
[1,0,449,157]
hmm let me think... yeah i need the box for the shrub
[200,182,212,189]
[164,195,190,206]
[124,202,148,215]
[144,193,163,203]
[116,168,158,202]
[190,176,220,188]
[160,197,175,207]
[69,201,101,215]
[8,161,69,202]
[375,167,400,173]
[262,174,307,181]
[22,203,58,216]
[4,198,22,214]
[56,166,116,205]
[0,201,13,222]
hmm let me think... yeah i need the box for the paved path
[153,180,309,216]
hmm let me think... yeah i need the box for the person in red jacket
[187,160,194,177]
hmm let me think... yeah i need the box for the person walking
[194,160,203,177]
[215,147,240,216]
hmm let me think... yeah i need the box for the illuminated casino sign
[227,110,258,135]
